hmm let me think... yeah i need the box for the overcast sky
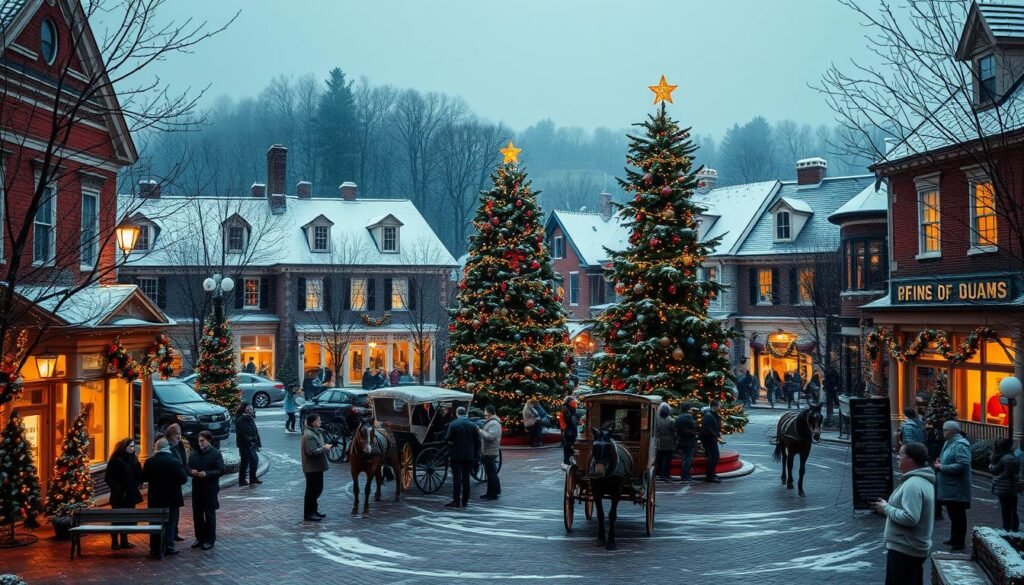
[132,0,878,137]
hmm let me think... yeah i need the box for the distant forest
[137,68,882,255]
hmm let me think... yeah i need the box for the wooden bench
[931,552,992,585]
[69,508,169,560]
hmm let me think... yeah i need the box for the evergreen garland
[0,413,42,528]
[195,315,241,411]
[44,405,94,517]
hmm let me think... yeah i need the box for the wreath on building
[104,334,175,382]
[865,326,1000,364]
[362,312,392,327]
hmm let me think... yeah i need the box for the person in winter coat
[675,408,698,481]
[825,366,841,420]
[389,367,402,387]
[284,383,300,432]
[163,424,189,544]
[873,441,935,585]
[783,372,797,409]
[523,399,542,448]
[739,370,757,406]
[234,403,262,486]
[560,395,580,468]
[104,438,143,549]
[361,368,372,390]
[989,438,1021,531]
[924,420,946,521]
[301,414,332,521]
[188,430,225,550]
[764,370,776,408]
[479,405,503,500]
[934,420,972,550]
[445,406,481,508]
[898,408,926,449]
[654,403,676,482]
[142,438,187,557]
[700,401,723,483]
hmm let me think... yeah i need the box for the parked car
[148,379,231,444]
[298,388,371,433]
[181,372,286,408]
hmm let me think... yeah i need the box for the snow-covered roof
[566,321,593,339]
[16,284,171,327]
[777,197,813,214]
[120,196,458,269]
[828,182,888,224]
[691,180,780,256]
[547,210,629,267]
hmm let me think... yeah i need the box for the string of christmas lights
[45,404,94,518]
[195,316,242,411]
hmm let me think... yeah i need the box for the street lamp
[202,273,235,321]
[115,222,141,258]
[34,353,59,378]
[1000,377,1023,441]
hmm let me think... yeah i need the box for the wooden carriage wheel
[584,487,594,520]
[645,469,656,536]
[563,464,577,532]
[398,443,414,491]
[413,446,448,494]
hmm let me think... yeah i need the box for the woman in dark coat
[990,438,1021,531]
[234,403,262,486]
[104,438,143,549]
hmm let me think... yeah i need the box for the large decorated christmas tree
[196,315,242,411]
[589,77,747,434]
[0,413,42,529]
[444,142,574,432]
[45,405,93,516]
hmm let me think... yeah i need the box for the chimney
[266,144,288,213]
[250,182,266,198]
[297,181,312,199]
[340,181,358,201]
[796,157,827,185]
[696,168,718,194]
[139,179,160,199]
[598,191,613,222]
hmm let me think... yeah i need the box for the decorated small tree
[925,372,957,429]
[45,405,94,519]
[443,141,575,432]
[0,413,42,531]
[195,315,241,411]
[588,77,747,434]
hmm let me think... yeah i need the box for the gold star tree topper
[649,75,678,104]
[500,140,522,164]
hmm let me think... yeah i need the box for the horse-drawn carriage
[563,391,660,548]
[367,386,501,494]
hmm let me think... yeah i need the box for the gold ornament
[672,347,684,360]
[524,365,534,375]
[649,75,678,104]
[500,140,522,164]
[659,336,671,347]
[664,207,675,220]
[683,255,693,266]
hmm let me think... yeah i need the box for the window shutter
[234,280,244,309]
[408,280,417,311]
[771,267,780,304]
[344,278,352,311]
[157,277,167,310]
[260,277,270,310]
[748,268,757,305]
[297,277,307,311]
[788,268,798,304]
[367,278,376,311]
[324,277,333,310]
[384,278,393,311]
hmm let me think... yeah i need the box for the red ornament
[661,186,672,196]
[668,285,677,294]
[711,342,719,350]
[530,261,540,269]
[526,210,533,217]
[491,217,500,226]
[526,299,536,309]
[515,199,523,207]
[500,282,507,292]
[538,307,545,314]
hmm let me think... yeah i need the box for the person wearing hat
[560,395,580,470]
[933,420,972,550]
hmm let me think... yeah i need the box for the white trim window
[969,180,997,250]
[40,18,57,65]
[33,181,56,265]
[350,278,367,311]
[305,278,323,312]
[917,188,941,257]
[569,272,579,306]
[757,268,773,305]
[80,189,99,268]
[243,278,260,309]
[134,224,150,251]
[979,54,997,101]
[313,225,330,252]
[138,277,159,306]
[775,211,791,241]
[382,226,398,253]
[552,236,565,259]
[391,278,409,311]
[226,224,245,254]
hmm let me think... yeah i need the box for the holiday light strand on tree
[45,404,93,517]
[0,330,29,406]
[925,372,958,429]
[443,144,574,433]
[588,82,747,435]
[0,413,42,529]
[195,315,241,411]
[866,326,999,364]
[104,335,175,382]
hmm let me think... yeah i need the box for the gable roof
[828,181,888,224]
[365,213,404,229]
[691,180,780,256]
[957,2,1024,59]
[735,175,875,256]
[15,283,171,328]
[301,213,334,229]
[545,210,629,267]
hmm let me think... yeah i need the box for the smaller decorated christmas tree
[45,405,94,517]
[0,413,43,529]
[925,373,957,429]
[196,315,242,411]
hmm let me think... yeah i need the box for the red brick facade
[549,224,604,320]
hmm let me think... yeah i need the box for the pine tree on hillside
[588,102,748,434]
[196,315,242,411]
[45,405,94,516]
[444,143,574,433]
[0,413,42,528]
[925,373,957,429]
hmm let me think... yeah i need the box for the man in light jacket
[479,405,502,500]
[873,441,935,585]
[934,420,972,550]
[301,413,332,522]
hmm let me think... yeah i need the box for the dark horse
[772,403,824,496]
[588,427,634,550]
[348,417,402,516]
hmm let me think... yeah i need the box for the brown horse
[348,418,401,516]
[772,403,824,497]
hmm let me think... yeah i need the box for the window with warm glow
[350,278,367,311]
[918,189,941,254]
[757,268,772,304]
[391,278,408,310]
[306,278,323,311]
[798,268,814,304]
[244,278,260,308]
[971,181,997,248]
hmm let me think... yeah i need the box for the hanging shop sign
[891,274,1016,305]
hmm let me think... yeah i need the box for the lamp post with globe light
[202,273,235,322]
[999,376,1023,443]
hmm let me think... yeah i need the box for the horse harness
[778,410,814,444]
[353,426,394,458]
[590,438,635,481]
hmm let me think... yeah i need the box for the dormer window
[222,214,250,254]
[383,226,397,252]
[303,214,334,253]
[135,224,151,251]
[775,211,791,241]
[980,54,996,102]
[313,225,330,252]
[366,214,403,254]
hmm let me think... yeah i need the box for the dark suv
[298,388,371,433]
[150,380,231,444]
